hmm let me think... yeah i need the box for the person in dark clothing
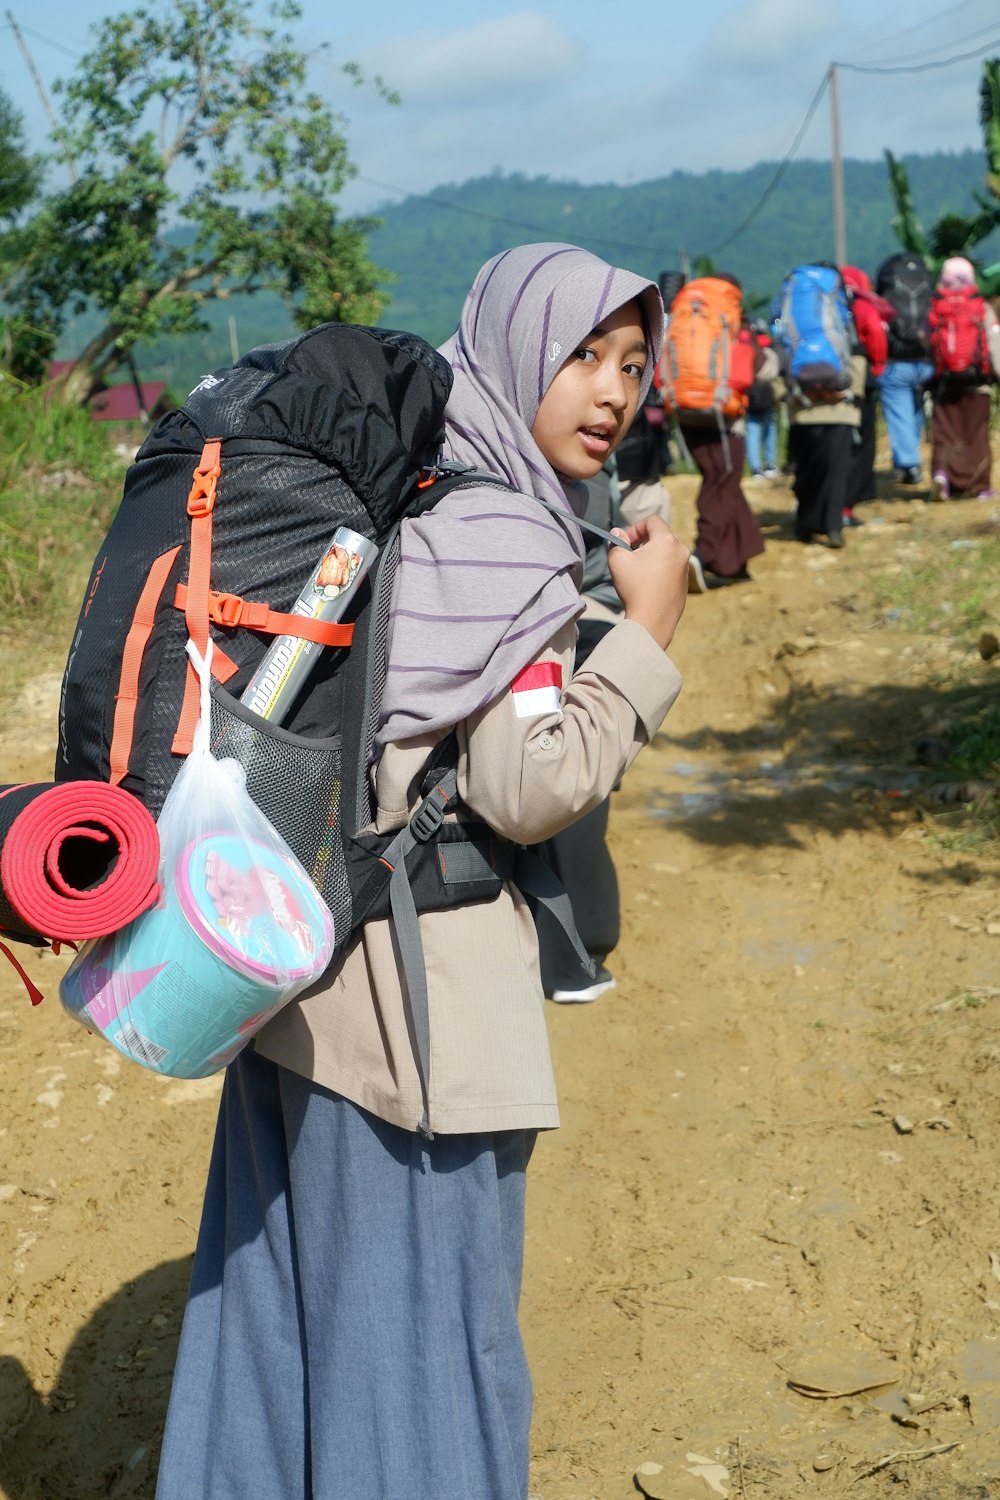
[784,352,868,546]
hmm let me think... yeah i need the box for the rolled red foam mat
[0,781,161,944]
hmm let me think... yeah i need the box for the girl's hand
[607,515,690,650]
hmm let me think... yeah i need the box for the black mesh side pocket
[208,685,352,948]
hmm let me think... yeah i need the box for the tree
[11,0,392,404]
[0,87,52,380]
[0,87,40,225]
[885,58,1000,294]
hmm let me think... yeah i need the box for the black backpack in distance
[658,270,687,312]
[875,252,934,361]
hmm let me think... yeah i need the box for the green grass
[938,702,1000,780]
[875,529,1000,638]
[0,378,127,694]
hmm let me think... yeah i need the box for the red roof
[89,383,169,421]
[45,363,173,421]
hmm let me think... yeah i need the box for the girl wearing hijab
[155,245,690,1500]
[927,257,1000,500]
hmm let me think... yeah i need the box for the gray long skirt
[155,1048,536,1500]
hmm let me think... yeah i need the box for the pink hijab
[938,257,977,291]
[376,244,664,750]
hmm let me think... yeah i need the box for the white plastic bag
[60,641,335,1077]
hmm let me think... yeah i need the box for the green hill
[62,149,1000,395]
[368,151,1000,347]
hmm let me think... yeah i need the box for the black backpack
[658,270,686,312]
[875,253,933,361]
[56,323,591,1132]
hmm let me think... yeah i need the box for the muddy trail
[1,459,999,1500]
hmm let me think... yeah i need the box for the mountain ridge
[59,148,1000,393]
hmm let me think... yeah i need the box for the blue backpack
[777,265,853,393]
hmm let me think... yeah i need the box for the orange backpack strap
[170,440,357,757]
[172,585,354,649]
[109,545,241,786]
[110,546,182,785]
[171,440,222,757]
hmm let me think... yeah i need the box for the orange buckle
[187,441,222,517]
[208,591,244,627]
[187,467,220,516]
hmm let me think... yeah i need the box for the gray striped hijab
[376,243,664,750]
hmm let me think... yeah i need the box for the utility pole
[6,9,77,181]
[829,62,846,268]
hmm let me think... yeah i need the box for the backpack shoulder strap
[428,463,629,552]
[171,440,222,756]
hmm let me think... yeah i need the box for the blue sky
[2,0,998,220]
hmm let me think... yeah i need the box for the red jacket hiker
[841,266,894,378]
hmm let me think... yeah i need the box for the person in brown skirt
[680,319,777,589]
[927,258,1000,501]
[680,421,768,588]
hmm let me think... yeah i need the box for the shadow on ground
[646,672,998,872]
[0,1255,192,1500]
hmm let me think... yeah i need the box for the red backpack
[928,286,991,383]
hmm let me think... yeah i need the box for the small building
[47,362,177,423]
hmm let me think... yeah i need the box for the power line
[838,36,1000,74]
[849,0,982,60]
[708,35,1000,251]
[708,71,831,255]
[844,19,1000,67]
[0,18,82,60]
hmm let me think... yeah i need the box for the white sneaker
[550,967,617,1004]
[687,554,708,594]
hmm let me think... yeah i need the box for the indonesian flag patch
[511,660,563,719]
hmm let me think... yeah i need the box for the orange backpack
[662,277,753,420]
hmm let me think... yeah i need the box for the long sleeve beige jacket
[255,617,681,1135]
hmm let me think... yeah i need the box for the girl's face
[531,300,647,481]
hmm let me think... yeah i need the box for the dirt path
[2,464,999,1499]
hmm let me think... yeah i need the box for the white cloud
[334,2,987,217]
[358,11,586,105]
[702,0,844,71]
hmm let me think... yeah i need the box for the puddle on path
[649,757,922,824]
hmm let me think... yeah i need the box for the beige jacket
[785,353,868,427]
[256,618,682,1134]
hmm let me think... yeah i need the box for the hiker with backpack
[662,274,772,591]
[744,319,780,480]
[777,263,866,547]
[154,243,691,1500]
[840,266,894,525]
[874,252,935,486]
[926,256,1000,500]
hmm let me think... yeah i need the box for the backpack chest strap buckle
[409,783,454,842]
